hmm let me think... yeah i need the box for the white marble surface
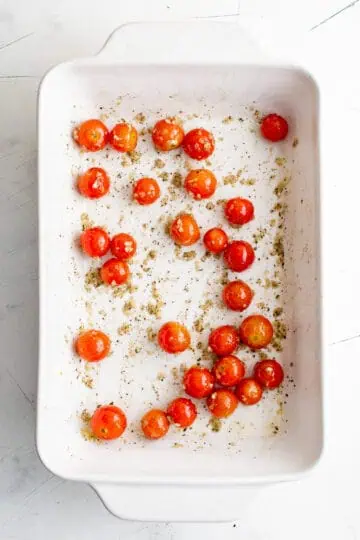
[1,0,360,538]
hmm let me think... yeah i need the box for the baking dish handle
[96,21,266,65]
[92,482,261,522]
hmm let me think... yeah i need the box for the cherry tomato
[152,118,184,151]
[235,378,263,405]
[213,355,245,387]
[184,169,217,200]
[224,240,255,272]
[133,177,160,205]
[170,214,200,246]
[100,258,130,286]
[110,233,137,260]
[207,390,238,418]
[80,227,110,258]
[141,409,169,439]
[158,322,190,354]
[73,119,109,152]
[167,397,197,428]
[183,366,215,399]
[183,128,215,160]
[239,315,274,350]
[203,228,228,254]
[90,405,127,440]
[222,280,253,312]
[253,359,284,389]
[77,167,110,199]
[208,325,239,356]
[225,198,254,226]
[109,123,138,152]
[260,114,288,142]
[75,329,111,362]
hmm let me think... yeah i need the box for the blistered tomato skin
[208,325,239,356]
[207,390,238,418]
[224,241,255,272]
[91,405,127,440]
[260,114,288,142]
[239,315,274,350]
[167,397,197,428]
[203,228,228,254]
[80,227,110,258]
[213,355,246,387]
[222,280,253,312]
[109,123,138,152]
[158,322,191,354]
[141,409,170,439]
[183,366,215,399]
[170,214,200,246]
[77,167,110,199]
[253,359,284,389]
[100,258,130,286]
[73,119,109,151]
[75,330,111,362]
[152,118,185,151]
[183,128,215,160]
[133,178,160,205]
[225,198,254,226]
[235,378,263,405]
[110,233,137,261]
[185,169,217,200]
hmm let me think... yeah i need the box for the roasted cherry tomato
[253,359,284,389]
[207,390,238,418]
[158,322,190,354]
[110,233,137,260]
[100,258,130,286]
[73,119,109,151]
[75,329,111,362]
[133,177,160,205]
[80,227,110,258]
[183,366,215,399]
[213,355,245,387]
[235,378,263,405]
[222,280,253,312]
[170,214,200,246]
[152,118,184,151]
[203,227,228,254]
[141,409,169,439]
[77,167,110,199]
[260,114,288,142]
[239,315,274,349]
[90,405,127,440]
[109,122,138,152]
[183,128,215,160]
[225,197,254,226]
[184,169,217,200]
[208,325,239,356]
[224,240,255,272]
[167,397,197,428]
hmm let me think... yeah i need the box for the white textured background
[1,0,360,538]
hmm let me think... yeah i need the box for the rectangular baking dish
[37,21,323,521]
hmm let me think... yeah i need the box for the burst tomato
[77,167,110,199]
[109,123,138,152]
[100,258,130,286]
[152,118,184,151]
[170,214,200,246]
[110,233,137,260]
[183,128,215,160]
[80,227,110,258]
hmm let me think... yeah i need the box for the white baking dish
[37,21,323,521]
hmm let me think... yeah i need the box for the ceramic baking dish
[37,21,323,521]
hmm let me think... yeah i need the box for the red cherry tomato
[152,118,184,151]
[208,325,239,356]
[75,330,111,362]
[183,128,215,160]
[235,378,263,405]
[239,315,274,349]
[225,198,254,226]
[253,359,284,389]
[109,123,138,152]
[77,167,110,199]
[73,119,109,151]
[141,409,169,439]
[158,322,191,354]
[222,280,253,312]
[213,355,245,387]
[183,366,215,399]
[260,114,288,142]
[80,227,110,258]
[224,241,255,272]
[184,169,217,200]
[90,405,127,440]
[100,258,130,286]
[110,233,137,260]
[207,390,238,418]
[203,228,228,254]
[167,397,197,428]
[170,214,200,246]
[133,177,160,205]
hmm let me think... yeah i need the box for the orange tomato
[184,169,217,199]
[203,228,228,254]
[100,258,130,286]
[167,397,197,428]
[222,280,253,312]
[213,355,245,387]
[110,233,137,260]
[183,128,215,160]
[239,315,274,349]
[133,177,160,205]
[170,214,200,246]
[207,390,238,418]
[158,322,190,354]
[109,123,138,152]
[73,119,109,151]
[75,330,111,362]
[141,409,170,439]
[235,378,263,405]
[208,325,239,356]
[77,167,110,199]
[224,240,255,272]
[80,227,110,258]
[152,118,184,151]
[183,366,215,399]
[90,405,127,440]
